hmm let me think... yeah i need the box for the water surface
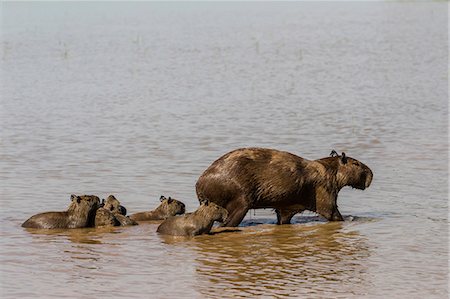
[1,2,448,298]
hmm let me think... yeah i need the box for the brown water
[1,2,448,298]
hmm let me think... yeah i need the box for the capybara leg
[222,198,249,227]
[330,208,344,221]
[223,207,248,227]
[276,208,304,225]
[319,206,344,221]
[315,190,344,221]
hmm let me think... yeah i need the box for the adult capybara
[129,195,186,222]
[195,148,373,227]
[22,195,100,229]
[100,195,137,226]
[156,200,228,236]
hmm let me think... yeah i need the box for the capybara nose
[365,169,373,188]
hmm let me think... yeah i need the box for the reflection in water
[23,228,115,275]
[24,227,115,244]
[18,225,151,288]
[190,223,370,298]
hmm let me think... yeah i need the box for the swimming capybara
[102,195,127,216]
[99,195,138,226]
[114,214,137,226]
[94,198,120,227]
[195,148,373,227]
[94,207,120,227]
[22,195,100,229]
[129,195,186,222]
[156,200,228,236]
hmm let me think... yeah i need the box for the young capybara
[102,195,127,216]
[94,207,120,227]
[195,148,373,227]
[96,195,137,227]
[129,195,186,222]
[156,200,228,236]
[22,195,100,229]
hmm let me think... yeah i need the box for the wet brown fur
[156,201,228,236]
[129,196,186,222]
[94,208,120,227]
[195,147,373,227]
[96,195,138,227]
[22,195,100,229]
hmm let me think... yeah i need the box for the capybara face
[336,154,373,190]
[159,196,186,216]
[69,194,100,213]
[103,195,127,215]
[201,201,228,223]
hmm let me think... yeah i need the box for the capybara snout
[364,167,373,189]
[220,209,228,223]
[335,152,373,190]
[161,195,186,216]
[200,199,228,223]
[209,202,228,223]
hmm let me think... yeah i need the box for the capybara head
[158,195,186,216]
[103,195,127,215]
[331,151,373,190]
[68,194,100,215]
[199,200,228,223]
[95,208,118,227]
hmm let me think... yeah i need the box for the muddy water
[1,2,448,298]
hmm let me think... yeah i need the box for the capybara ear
[341,152,348,164]
[70,194,77,201]
[330,150,338,157]
[160,195,166,202]
[168,197,173,204]
[76,197,81,204]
